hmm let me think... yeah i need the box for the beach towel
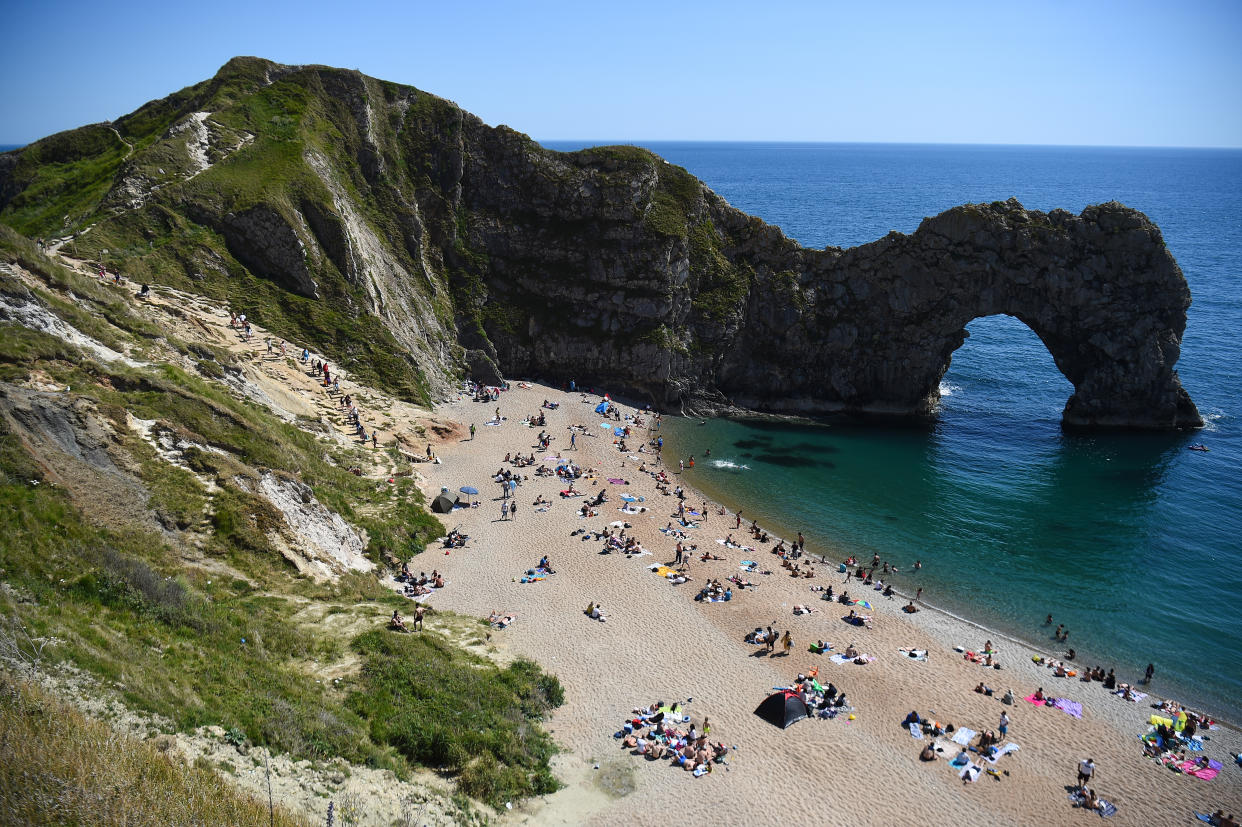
[986,742,1020,763]
[949,750,970,768]
[1197,814,1217,823]
[1097,800,1117,818]
[608,478,626,484]
[828,654,850,665]
[959,762,982,783]
[1150,714,1173,727]
[1178,759,1222,780]
[909,722,924,739]
[1113,689,1147,702]
[899,648,928,661]
[1054,698,1083,719]
[1182,736,1204,752]
[952,728,977,746]
[1024,693,1046,706]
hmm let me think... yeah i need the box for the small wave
[939,382,961,398]
[1201,409,1225,433]
[711,459,750,471]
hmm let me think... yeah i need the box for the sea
[546,141,1242,721]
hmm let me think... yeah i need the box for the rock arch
[711,200,1202,430]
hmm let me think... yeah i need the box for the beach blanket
[959,762,982,783]
[1196,814,1217,824]
[1177,759,1222,780]
[1113,689,1148,702]
[1054,698,1083,719]
[898,648,928,661]
[828,654,850,665]
[951,728,977,746]
[949,750,971,768]
[1150,714,1174,727]
[1098,800,1118,818]
[986,742,1020,763]
[608,478,627,484]
[618,507,644,514]
[1182,736,1205,752]
[1024,693,1046,706]
[909,722,924,739]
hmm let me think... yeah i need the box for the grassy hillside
[0,226,562,815]
[0,673,310,826]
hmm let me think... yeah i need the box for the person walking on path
[469,423,476,440]
[1077,758,1095,789]
[570,431,576,450]
[781,630,793,656]
[510,500,518,520]
[999,711,1010,740]
[501,500,510,521]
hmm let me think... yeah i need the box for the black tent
[754,690,809,729]
[431,494,455,513]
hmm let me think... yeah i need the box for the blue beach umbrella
[459,486,479,495]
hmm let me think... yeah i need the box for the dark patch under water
[753,453,827,468]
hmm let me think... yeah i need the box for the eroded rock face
[0,60,1201,429]
[445,124,1201,429]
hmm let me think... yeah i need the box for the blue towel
[1195,814,1215,824]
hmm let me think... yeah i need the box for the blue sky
[2,0,1240,147]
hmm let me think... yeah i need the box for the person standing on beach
[501,500,510,521]
[998,711,1010,740]
[765,627,776,653]
[1145,663,1155,684]
[510,500,518,520]
[781,630,792,656]
[1077,758,1095,789]
[469,423,476,440]
[916,587,922,601]
[570,431,576,450]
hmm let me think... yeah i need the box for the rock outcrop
[0,58,1201,429]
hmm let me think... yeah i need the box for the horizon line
[535,138,1242,152]
[4,136,1241,152]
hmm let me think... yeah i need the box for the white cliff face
[248,471,371,581]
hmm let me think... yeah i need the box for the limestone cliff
[0,57,1200,429]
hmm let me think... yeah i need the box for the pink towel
[1024,693,1046,706]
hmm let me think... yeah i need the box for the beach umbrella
[754,690,808,729]
[854,600,873,609]
[431,494,455,513]
[459,486,479,495]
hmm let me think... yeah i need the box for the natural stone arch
[709,199,1202,430]
[872,201,1202,430]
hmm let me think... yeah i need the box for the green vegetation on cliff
[0,227,563,813]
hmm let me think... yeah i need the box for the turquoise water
[546,142,1242,719]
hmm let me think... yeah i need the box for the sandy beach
[412,380,1242,827]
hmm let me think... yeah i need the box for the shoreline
[658,415,1242,730]
[420,379,1242,826]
